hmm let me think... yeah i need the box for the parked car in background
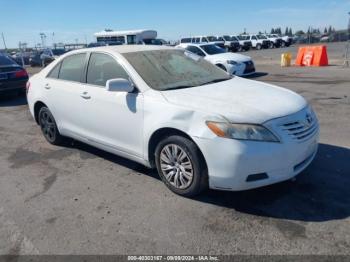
[143,38,169,45]
[243,34,270,50]
[29,48,66,67]
[176,43,255,76]
[29,51,54,67]
[0,52,28,96]
[232,35,252,51]
[27,45,319,197]
[11,52,31,66]
[264,34,283,48]
[221,35,240,52]
[270,34,292,47]
[180,36,225,49]
[206,36,225,49]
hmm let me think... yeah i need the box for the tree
[328,26,333,35]
[285,27,289,35]
[324,27,328,34]
[289,28,293,36]
[295,30,305,36]
[271,28,275,34]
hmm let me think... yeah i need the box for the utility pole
[344,12,350,67]
[1,32,7,51]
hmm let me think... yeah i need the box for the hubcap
[160,144,193,189]
[40,111,56,142]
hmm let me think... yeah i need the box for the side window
[87,53,129,87]
[186,46,205,57]
[181,38,191,43]
[252,36,257,40]
[47,62,61,79]
[59,53,86,82]
[218,37,224,41]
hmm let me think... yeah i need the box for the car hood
[161,77,307,124]
[207,53,251,63]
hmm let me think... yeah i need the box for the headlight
[227,60,238,65]
[206,121,280,142]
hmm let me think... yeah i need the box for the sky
[1,0,349,48]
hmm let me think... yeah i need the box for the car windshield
[257,35,267,40]
[200,44,226,55]
[207,36,218,42]
[223,35,231,41]
[123,49,231,91]
[231,36,239,41]
[238,36,249,40]
[0,53,16,66]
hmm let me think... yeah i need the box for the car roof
[68,45,174,55]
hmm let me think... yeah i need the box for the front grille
[244,41,252,47]
[243,61,255,74]
[279,113,318,141]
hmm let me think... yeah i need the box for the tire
[155,135,208,197]
[256,43,262,50]
[38,107,65,145]
[281,41,286,48]
[269,42,274,49]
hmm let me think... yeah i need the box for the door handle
[44,83,51,90]
[80,92,91,99]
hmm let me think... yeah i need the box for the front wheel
[155,136,208,197]
[38,107,65,145]
[256,44,262,50]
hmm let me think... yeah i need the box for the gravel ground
[0,42,349,255]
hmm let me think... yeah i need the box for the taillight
[15,69,28,78]
[26,81,31,94]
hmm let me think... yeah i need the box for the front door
[78,52,144,158]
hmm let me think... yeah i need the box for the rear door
[44,53,88,138]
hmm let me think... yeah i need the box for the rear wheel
[155,135,207,197]
[38,107,65,145]
[256,43,262,50]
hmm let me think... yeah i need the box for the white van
[94,29,157,45]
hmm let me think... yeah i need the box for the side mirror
[106,78,134,93]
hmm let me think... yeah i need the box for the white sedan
[176,43,255,76]
[27,45,319,197]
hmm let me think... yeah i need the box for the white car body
[264,34,283,48]
[242,35,270,49]
[176,43,255,76]
[27,45,319,193]
[270,34,292,47]
[180,36,225,49]
[232,35,252,51]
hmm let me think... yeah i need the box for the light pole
[345,12,350,66]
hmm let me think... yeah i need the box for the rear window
[0,54,16,66]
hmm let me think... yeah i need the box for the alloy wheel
[160,144,194,189]
[40,111,56,142]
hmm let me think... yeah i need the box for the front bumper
[227,61,255,76]
[193,109,319,191]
